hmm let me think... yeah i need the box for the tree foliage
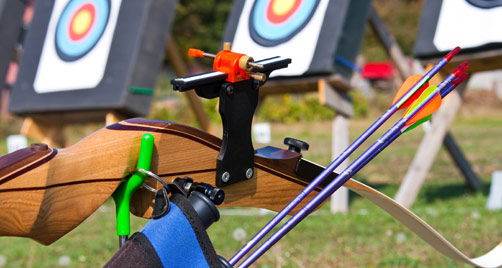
[172,0,233,62]
[171,0,423,63]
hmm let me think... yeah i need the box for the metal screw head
[226,85,234,95]
[222,171,230,183]
[245,168,253,179]
[30,143,49,152]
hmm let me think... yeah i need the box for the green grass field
[0,108,501,267]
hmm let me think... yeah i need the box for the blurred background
[0,0,501,267]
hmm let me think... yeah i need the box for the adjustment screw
[284,137,309,153]
[245,168,253,179]
[222,171,230,183]
[209,188,225,205]
[30,143,49,152]
[253,80,261,90]
[226,85,234,95]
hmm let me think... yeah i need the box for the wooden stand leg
[106,112,126,126]
[1,89,10,120]
[317,78,353,213]
[443,133,483,190]
[20,117,66,148]
[395,90,464,207]
[166,38,212,133]
[330,114,350,213]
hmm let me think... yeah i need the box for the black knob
[195,183,225,205]
[173,177,225,205]
[284,137,309,153]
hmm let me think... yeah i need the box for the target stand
[19,111,125,148]
[392,0,502,207]
[9,0,178,147]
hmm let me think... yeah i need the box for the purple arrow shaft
[229,47,461,266]
[238,67,465,268]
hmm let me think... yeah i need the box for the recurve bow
[1,118,501,267]
[0,45,500,268]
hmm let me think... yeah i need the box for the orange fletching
[392,74,429,109]
[188,48,205,58]
[405,92,441,127]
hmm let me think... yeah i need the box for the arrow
[392,46,460,109]
[229,47,461,265]
[360,72,469,170]
[237,62,469,268]
[357,72,469,172]
[188,48,216,58]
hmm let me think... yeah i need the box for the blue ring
[249,0,320,47]
[55,0,110,61]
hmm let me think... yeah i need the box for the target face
[433,0,502,51]
[10,0,178,117]
[249,0,320,46]
[55,0,110,61]
[230,0,331,76]
[34,0,121,93]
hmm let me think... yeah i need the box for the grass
[0,109,501,267]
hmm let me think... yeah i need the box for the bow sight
[171,43,291,187]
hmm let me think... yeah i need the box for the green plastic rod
[112,133,154,236]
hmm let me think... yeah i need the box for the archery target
[231,0,330,77]
[33,0,122,93]
[433,0,502,51]
[249,0,320,47]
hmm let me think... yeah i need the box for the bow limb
[295,159,502,268]
[344,178,502,268]
[256,155,502,267]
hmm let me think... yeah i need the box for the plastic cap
[188,48,205,58]
[452,73,469,88]
[452,61,468,77]
[444,46,461,62]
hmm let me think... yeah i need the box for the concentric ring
[55,0,111,61]
[249,0,320,47]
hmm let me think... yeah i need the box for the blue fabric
[141,203,210,268]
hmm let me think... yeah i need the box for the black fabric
[104,232,163,268]
[152,186,170,219]
[170,193,221,268]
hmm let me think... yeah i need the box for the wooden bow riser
[0,118,322,245]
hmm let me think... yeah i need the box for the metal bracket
[216,79,258,187]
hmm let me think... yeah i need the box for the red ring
[68,3,96,41]
[266,0,302,24]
